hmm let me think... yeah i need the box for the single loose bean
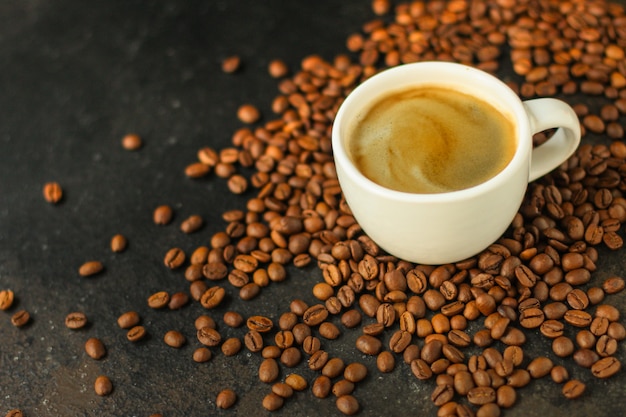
[336,395,359,415]
[163,330,186,348]
[153,205,173,225]
[94,375,113,396]
[216,388,237,409]
[43,181,63,203]
[85,338,106,360]
[65,312,87,329]
[110,234,127,252]
[562,379,586,399]
[79,261,104,277]
[0,289,15,310]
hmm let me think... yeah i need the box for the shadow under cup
[332,62,537,265]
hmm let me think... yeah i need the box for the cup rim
[332,61,532,202]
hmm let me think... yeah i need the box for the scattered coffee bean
[335,394,359,416]
[147,291,170,309]
[164,248,185,269]
[65,312,87,329]
[193,347,212,363]
[221,55,241,73]
[153,205,173,225]
[163,330,186,348]
[79,261,104,277]
[216,388,237,409]
[562,379,586,399]
[180,215,203,234]
[94,375,113,396]
[262,392,284,411]
[11,310,30,328]
[117,311,140,329]
[0,289,14,310]
[43,181,63,204]
[121,133,142,150]
[84,337,106,360]
[127,325,147,342]
[110,234,127,252]
[237,104,261,124]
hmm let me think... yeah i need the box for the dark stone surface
[0,1,624,416]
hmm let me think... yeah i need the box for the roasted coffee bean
[344,362,367,383]
[148,291,170,309]
[467,386,496,406]
[195,314,216,330]
[244,330,263,353]
[118,311,141,330]
[507,369,531,388]
[302,304,328,326]
[94,375,113,396]
[153,205,173,225]
[562,379,586,399]
[564,310,593,327]
[168,292,189,310]
[164,248,185,269]
[336,394,360,415]
[85,337,106,360]
[411,358,433,380]
[110,234,127,252]
[10,310,30,327]
[216,388,237,409]
[322,357,345,379]
[262,392,284,411]
[164,330,186,348]
[332,379,355,397]
[65,312,87,329]
[552,336,575,357]
[185,161,210,178]
[280,346,302,367]
[519,307,544,328]
[180,215,203,233]
[247,315,274,332]
[431,384,454,407]
[43,181,63,204]
[312,375,332,398]
[284,373,307,391]
[221,337,242,356]
[527,356,553,378]
[197,326,221,347]
[341,309,362,329]
[200,286,226,309]
[223,311,244,328]
[121,133,142,150]
[377,350,395,373]
[259,358,280,383]
[540,320,564,338]
[550,365,569,384]
[127,325,146,342]
[602,276,625,294]
[272,382,294,399]
[573,348,600,368]
[591,356,621,378]
[0,289,15,310]
[79,261,104,277]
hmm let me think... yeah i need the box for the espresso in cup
[349,85,517,194]
[332,62,581,264]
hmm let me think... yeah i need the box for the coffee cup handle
[522,98,582,182]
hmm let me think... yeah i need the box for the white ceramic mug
[332,62,581,265]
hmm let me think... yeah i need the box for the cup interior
[332,62,532,202]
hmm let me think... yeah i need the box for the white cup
[332,62,581,265]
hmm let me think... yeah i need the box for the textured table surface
[1,1,625,416]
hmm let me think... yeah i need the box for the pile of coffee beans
[2,1,625,416]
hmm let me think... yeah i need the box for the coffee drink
[348,85,516,194]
